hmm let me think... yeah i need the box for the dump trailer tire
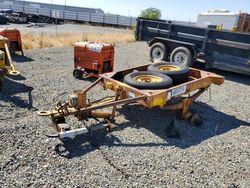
[73,69,83,79]
[150,42,168,62]
[0,69,5,91]
[123,71,173,89]
[0,81,3,91]
[170,47,193,67]
[148,62,189,84]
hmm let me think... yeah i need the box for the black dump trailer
[135,17,250,75]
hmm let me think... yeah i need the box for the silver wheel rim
[174,52,187,64]
[152,47,163,60]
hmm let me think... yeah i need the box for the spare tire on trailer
[123,71,173,90]
[150,42,168,62]
[170,47,193,67]
[148,62,189,85]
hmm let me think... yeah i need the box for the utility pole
[64,0,67,10]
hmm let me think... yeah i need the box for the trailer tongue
[38,64,224,140]
[0,36,20,90]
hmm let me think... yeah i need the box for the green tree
[139,8,162,19]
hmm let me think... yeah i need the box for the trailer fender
[148,37,197,58]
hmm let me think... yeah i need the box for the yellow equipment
[0,36,20,91]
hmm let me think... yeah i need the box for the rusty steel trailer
[38,64,224,140]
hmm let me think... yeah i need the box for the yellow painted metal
[9,70,20,75]
[37,110,52,116]
[0,36,8,48]
[91,96,116,106]
[38,63,224,127]
[156,64,181,71]
[37,96,116,117]
[102,66,224,109]
[151,95,166,107]
[134,75,162,83]
[248,60,250,65]
[216,24,223,30]
[104,81,114,89]
[0,50,5,69]
[231,26,237,32]
[0,36,20,75]
[90,111,112,119]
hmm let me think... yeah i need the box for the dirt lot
[0,37,249,186]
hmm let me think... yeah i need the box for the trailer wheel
[150,42,168,62]
[103,61,111,73]
[170,47,193,66]
[124,71,173,89]
[73,69,83,79]
[10,41,19,52]
[0,81,3,92]
[148,62,189,84]
[0,69,4,91]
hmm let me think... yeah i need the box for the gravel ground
[1,23,131,34]
[0,42,249,187]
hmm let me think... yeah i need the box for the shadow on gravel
[54,102,249,158]
[12,54,34,63]
[55,136,95,159]
[78,77,97,82]
[116,103,249,149]
[54,133,124,159]
[6,73,26,81]
[0,77,35,110]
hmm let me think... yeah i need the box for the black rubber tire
[170,47,193,67]
[123,71,173,90]
[0,81,3,92]
[0,69,4,92]
[10,41,19,51]
[103,61,111,73]
[148,62,189,85]
[73,69,83,79]
[0,69,4,77]
[150,42,168,62]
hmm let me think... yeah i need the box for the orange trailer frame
[38,64,224,140]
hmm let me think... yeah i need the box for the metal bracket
[201,29,210,53]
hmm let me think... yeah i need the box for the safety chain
[56,101,70,115]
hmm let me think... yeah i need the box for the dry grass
[22,31,135,49]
